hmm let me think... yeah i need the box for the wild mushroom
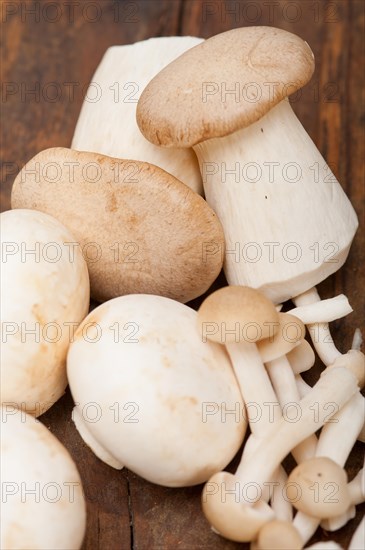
[72,36,203,194]
[197,285,281,435]
[258,313,317,462]
[0,209,89,416]
[1,407,86,549]
[292,363,364,544]
[11,148,224,303]
[137,26,358,306]
[256,520,303,550]
[67,294,246,487]
[208,362,361,510]
[287,457,361,518]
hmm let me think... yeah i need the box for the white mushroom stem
[289,294,352,324]
[233,366,359,499]
[293,287,342,365]
[320,466,364,531]
[227,342,281,436]
[295,375,312,398]
[349,516,365,550]
[267,355,317,462]
[293,391,365,544]
[193,99,358,305]
[270,466,293,522]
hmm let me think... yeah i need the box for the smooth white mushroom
[72,37,203,194]
[67,294,246,487]
[0,209,90,416]
[1,407,86,549]
[137,27,358,305]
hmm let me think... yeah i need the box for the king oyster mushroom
[11,148,224,303]
[72,36,204,194]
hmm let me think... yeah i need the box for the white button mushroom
[67,294,246,487]
[0,209,90,416]
[1,407,86,549]
[72,36,204,194]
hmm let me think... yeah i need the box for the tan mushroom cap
[11,148,225,303]
[257,313,305,363]
[326,350,365,389]
[137,26,315,147]
[197,286,279,344]
[286,457,351,518]
[287,339,315,375]
[257,520,303,550]
[202,472,275,542]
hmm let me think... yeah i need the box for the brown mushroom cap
[197,286,279,344]
[11,148,225,303]
[286,457,351,518]
[257,520,303,550]
[202,471,275,542]
[257,313,305,363]
[287,339,315,375]
[137,26,315,147]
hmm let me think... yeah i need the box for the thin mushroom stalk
[258,313,317,463]
[198,286,282,437]
[291,381,364,545]
[293,287,348,366]
[202,363,360,542]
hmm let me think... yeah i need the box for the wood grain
[1,1,364,549]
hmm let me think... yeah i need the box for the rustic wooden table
[2,1,364,548]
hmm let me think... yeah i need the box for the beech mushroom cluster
[4,24,363,550]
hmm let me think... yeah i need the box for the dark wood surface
[1,1,364,548]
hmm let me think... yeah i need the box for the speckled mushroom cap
[11,148,225,303]
[197,286,279,344]
[286,457,351,518]
[137,26,315,147]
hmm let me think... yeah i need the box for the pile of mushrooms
[2,25,363,550]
